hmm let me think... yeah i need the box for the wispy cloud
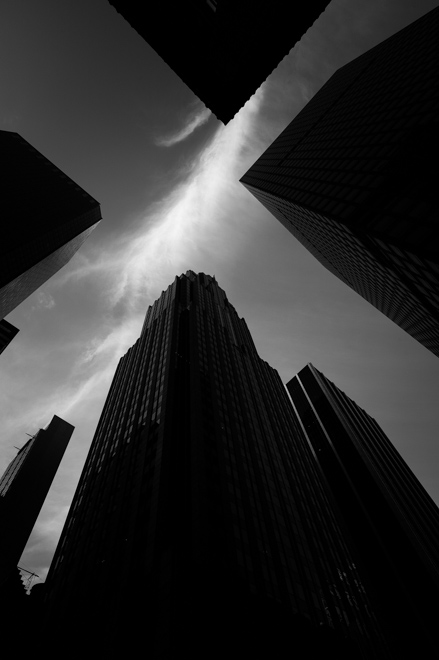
[31,291,56,311]
[57,87,267,312]
[1,78,269,484]
[1,86,269,478]
[155,106,212,147]
[4,0,439,589]
[0,86,269,581]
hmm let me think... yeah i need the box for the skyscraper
[43,272,389,659]
[0,319,19,355]
[107,1,330,123]
[0,130,101,320]
[241,7,439,356]
[287,364,439,656]
[0,415,74,586]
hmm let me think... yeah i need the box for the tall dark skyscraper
[287,364,439,657]
[0,415,74,587]
[0,130,101,321]
[241,7,439,356]
[43,273,389,659]
[0,319,19,355]
[107,1,330,123]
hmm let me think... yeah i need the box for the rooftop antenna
[13,432,35,450]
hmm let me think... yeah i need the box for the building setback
[43,272,389,658]
[0,130,101,321]
[287,364,439,657]
[107,0,330,124]
[241,6,439,356]
[0,415,74,586]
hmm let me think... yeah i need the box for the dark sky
[1,0,438,584]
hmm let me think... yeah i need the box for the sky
[1,0,438,587]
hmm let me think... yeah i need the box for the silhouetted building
[0,130,101,320]
[241,7,439,356]
[0,318,19,355]
[0,567,28,644]
[0,415,74,586]
[43,272,389,659]
[107,1,330,123]
[287,364,439,656]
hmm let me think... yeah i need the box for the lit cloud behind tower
[0,0,438,589]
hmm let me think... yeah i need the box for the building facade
[0,415,74,586]
[108,1,330,123]
[287,364,439,656]
[0,130,101,320]
[43,272,389,658]
[241,7,439,356]
[0,318,19,355]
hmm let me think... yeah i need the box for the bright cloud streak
[1,0,436,590]
[156,106,212,147]
[58,89,268,313]
[1,87,271,581]
[1,86,269,485]
[1,85,269,461]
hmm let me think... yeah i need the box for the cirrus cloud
[155,105,212,147]
[56,86,267,313]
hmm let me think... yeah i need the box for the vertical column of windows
[258,367,333,622]
[100,337,141,455]
[218,341,297,606]
[81,352,135,483]
[138,300,174,426]
[139,326,157,424]
[291,371,397,634]
[140,319,160,424]
[321,371,439,559]
[84,375,119,472]
[114,343,138,450]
